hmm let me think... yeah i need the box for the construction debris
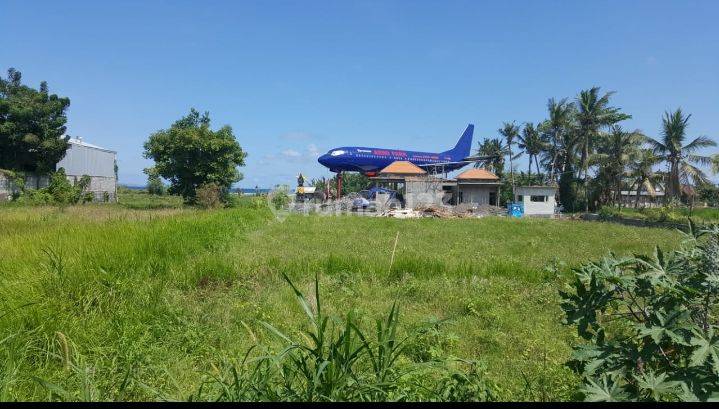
[380,204,505,219]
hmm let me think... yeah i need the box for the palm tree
[575,87,631,211]
[517,122,547,180]
[591,125,643,206]
[498,122,520,193]
[625,149,663,208]
[645,109,716,201]
[539,98,575,184]
[473,138,508,175]
[713,154,719,175]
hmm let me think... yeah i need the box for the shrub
[560,219,719,401]
[270,185,290,210]
[46,169,79,205]
[195,182,222,209]
[147,175,165,196]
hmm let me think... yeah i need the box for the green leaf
[689,328,719,375]
[633,371,681,401]
[581,376,630,402]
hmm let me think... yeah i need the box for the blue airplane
[317,124,478,176]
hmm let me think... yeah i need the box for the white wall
[515,187,556,215]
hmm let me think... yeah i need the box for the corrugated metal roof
[379,161,426,175]
[66,137,116,153]
[456,168,499,180]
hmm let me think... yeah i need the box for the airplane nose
[318,154,331,167]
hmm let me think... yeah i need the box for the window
[517,195,523,202]
[530,195,547,202]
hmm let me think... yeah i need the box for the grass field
[600,205,719,224]
[0,202,682,401]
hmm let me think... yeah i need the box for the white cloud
[281,149,302,158]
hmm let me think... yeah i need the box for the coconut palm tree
[539,98,575,184]
[625,149,663,208]
[591,125,643,205]
[575,87,631,211]
[517,122,547,180]
[473,138,508,175]
[645,109,716,201]
[498,121,520,192]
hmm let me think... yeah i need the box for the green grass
[116,189,185,210]
[0,206,681,401]
[601,205,719,224]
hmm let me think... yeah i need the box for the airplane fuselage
[317,124,475,175]
[317,147,462,174]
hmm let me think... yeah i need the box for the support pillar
[337,172,342,199]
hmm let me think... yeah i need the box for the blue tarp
[508,202,524,218]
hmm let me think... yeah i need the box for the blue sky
[2,0,718,187]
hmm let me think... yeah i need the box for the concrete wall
[456,184,498,206]
[515,186,557,215]
[0,173,50,201]
[0,172,115,202]
[405,178,450,208]
[65,174,117,202]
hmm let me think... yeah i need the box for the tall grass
[0,205,680,401]
[190,271,493,402]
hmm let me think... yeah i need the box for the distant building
[514,186,557,216]
[0,137,117,202]
[455,168,501,206]
[57,137,118,202]
[616,184,665,208]
[369,161,501,208]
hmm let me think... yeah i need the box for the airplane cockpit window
[330,150,346,156]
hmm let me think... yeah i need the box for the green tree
[517,122,547,180]
[144,167,165,196]
[473,138,508,176]
[591,126,643,206]
[539,97,576,184]
[0,68,70,173]
[645,109,716,202]
[625,149,663,208]
[143,109,247,201]
[575,87,631,211]
[339,172,370,195]
[498,121,521,192]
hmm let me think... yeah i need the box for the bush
[560,220,719,401]
[195,182,222,209]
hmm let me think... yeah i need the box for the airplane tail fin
[442,124,474,160]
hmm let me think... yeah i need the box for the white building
[57,137,117,202]
[514,186,557,216]
[0,137,117,202]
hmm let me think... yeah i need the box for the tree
[591,126,643,206]
[338,172,370,195]
[645,109,716,202]
[498,122,521,192]
[143,109,247,201]
[473,138,508,176]
[539,98,575,184]
[144,167,165,196]
[0,68,70,173]
[625,149,663,208]
[575,87,631,211]
[517,122,546,180]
